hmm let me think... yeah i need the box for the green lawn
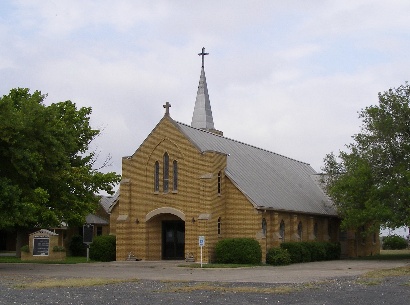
[363,249,410,260]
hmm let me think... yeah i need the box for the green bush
[382,235,408,250]
[215,238,262,264]
[21,245,29,253]
[280,242,308,263]
[302,242,326,262]
[281,242,341,263]
[266,247,291,266]
[89,235,116,262]
[52,246,65,252]
[324,242,341,260]
[68,235,87,256]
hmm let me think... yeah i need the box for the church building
[110,48,380,262]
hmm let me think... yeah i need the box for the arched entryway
[145,207,186,260]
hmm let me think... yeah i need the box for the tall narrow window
[279,220,285,242]
[217,217,221,235]
[360,226,366,245]
[173,160,178,191]
[154,161,159,192]
[328,221,332,240]
[262,218,267,237]
[217,171,221,194]
[314,222,318,239]
[298,221,303,241]
[163,152,169,192]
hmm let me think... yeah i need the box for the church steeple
[191,47,216,131]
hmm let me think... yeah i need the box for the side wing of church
[110,48,380,262]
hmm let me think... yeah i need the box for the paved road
[0,259,408,283]
[1,260,409,305]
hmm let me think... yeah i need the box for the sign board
[83,224,94,245]
[199,236,205,247]
[33,236,49,256]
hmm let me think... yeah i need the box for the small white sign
[199,236,205,247]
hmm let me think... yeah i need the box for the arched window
[360,226,366,245]
[279,220,285,242]
[154,161,159,192]
[328,221,332,240]
[217,171,221,194]
[298,221,303,241]
[262,218,267,237]
[173,160,178,191]
[314,222,318,239]
[217,217,221,235]
[163,152,169,192]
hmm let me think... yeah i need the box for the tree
[322,82,410,232]
[0,88,120,234]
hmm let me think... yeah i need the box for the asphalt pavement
[0,259,409,283]
[1,259,409,305]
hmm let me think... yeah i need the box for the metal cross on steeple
[198,47,209,68]
[163,102,171,116]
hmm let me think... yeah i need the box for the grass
[160,282,301,294]
[15,278,138,289]
[183,263,262,268]
[0,256,94,264]
[353,249,410,261]
[356,262,410,286]
[361,265,410,279]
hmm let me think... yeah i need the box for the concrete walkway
[1,259,409,283]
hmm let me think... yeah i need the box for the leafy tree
[0,88,120,240]
[322,83,410,232]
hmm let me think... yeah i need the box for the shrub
[52,246,65,252]
[303,242,326,262]
[68,235,87,256]
[266,247,291,266]
[215,238,262,264]
[300,243,312,262]
[89,235,116,262]
[281,242,341,263]
[21,245,29,253]
[382,235,408,250]
[324,242,341,260]
[280,242,308,263]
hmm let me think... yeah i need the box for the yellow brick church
[110,48,379,262]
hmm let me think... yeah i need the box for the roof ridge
[175,120,310,166]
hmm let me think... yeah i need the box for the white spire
[191,47,215,130]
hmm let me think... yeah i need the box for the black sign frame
[33,236,50,256]
[83,224,94,245]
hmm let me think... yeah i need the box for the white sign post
[198,236,205,268]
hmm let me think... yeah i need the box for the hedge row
[215,238,262,264]
[382,235,408,250]
[267,242,341,265]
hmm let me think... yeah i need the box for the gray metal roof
[86,214,109,225]
[99,190,120,213]
[175,120,337,216]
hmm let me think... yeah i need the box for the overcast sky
[1,0,409,180]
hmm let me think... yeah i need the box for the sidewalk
[1,259,409,283]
